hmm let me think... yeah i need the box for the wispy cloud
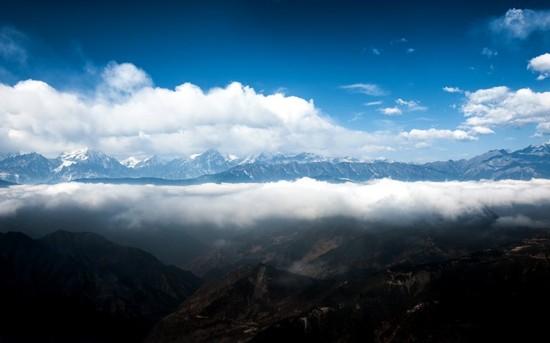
[364,100,383,106]
[481,47,498,58]
[340,83,387,96]
[0,27,27,64]
[395,98,427,111]
[490,8,550,39]
[390,37,408,45]
[443,86,463,94]
[377,98,427,116]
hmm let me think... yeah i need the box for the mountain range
[1,143,550,184]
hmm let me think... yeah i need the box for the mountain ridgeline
[1,144,550,184]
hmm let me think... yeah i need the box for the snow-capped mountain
[0,153,56,183]
[1,144,550,184]
[199,143,550,183]
[238,152,361,165]
[121,156,146,168]
[53,148,129,181]
[161,149,242,179]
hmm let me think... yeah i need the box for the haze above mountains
[1,143,550,184]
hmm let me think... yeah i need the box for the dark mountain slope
[149,236,550,343]
[147,263,321,343]
[0,230,201,343]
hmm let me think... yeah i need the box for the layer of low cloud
[1,179,550,228]
[491,8,550,39]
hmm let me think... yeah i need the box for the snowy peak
[53,148,127,181]
[516,143,550,156]
[121,156,143,168]
[121,156,157,169]
[190,149,226,163]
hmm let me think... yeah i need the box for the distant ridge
[2,143,550,184]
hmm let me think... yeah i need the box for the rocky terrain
[149,235,550,343]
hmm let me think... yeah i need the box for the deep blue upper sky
[1,0,550,160]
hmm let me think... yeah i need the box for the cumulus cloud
[340,83,387,96]
[528,53,550,80]
[0,61,480,158]
[0,62,408,158]
[100,62,152,96]
[490,8,550,39]
[461,86,550,134]
[1,179,550,228]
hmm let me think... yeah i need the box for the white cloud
[378,98,427,116]
[481,47,498,58]
[461,86,550,134]
[0,62,407,158]
[395,98,427,111]
[340,83,387,96]
[1,179,550,228]
[406,48,415,54]
[380,107,402,116]
[443,86,463,94]
[469,126,495,135]
[0,61,494,158]
[371,48,381,56]
[491,8,550,39]
[364,100,383,106]
[0,27,27,64]
[537,122,550,133]
[528,53,550,80]
[400,128,476,141]
[100,62,152,96]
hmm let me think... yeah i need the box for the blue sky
[1,0,550,161]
